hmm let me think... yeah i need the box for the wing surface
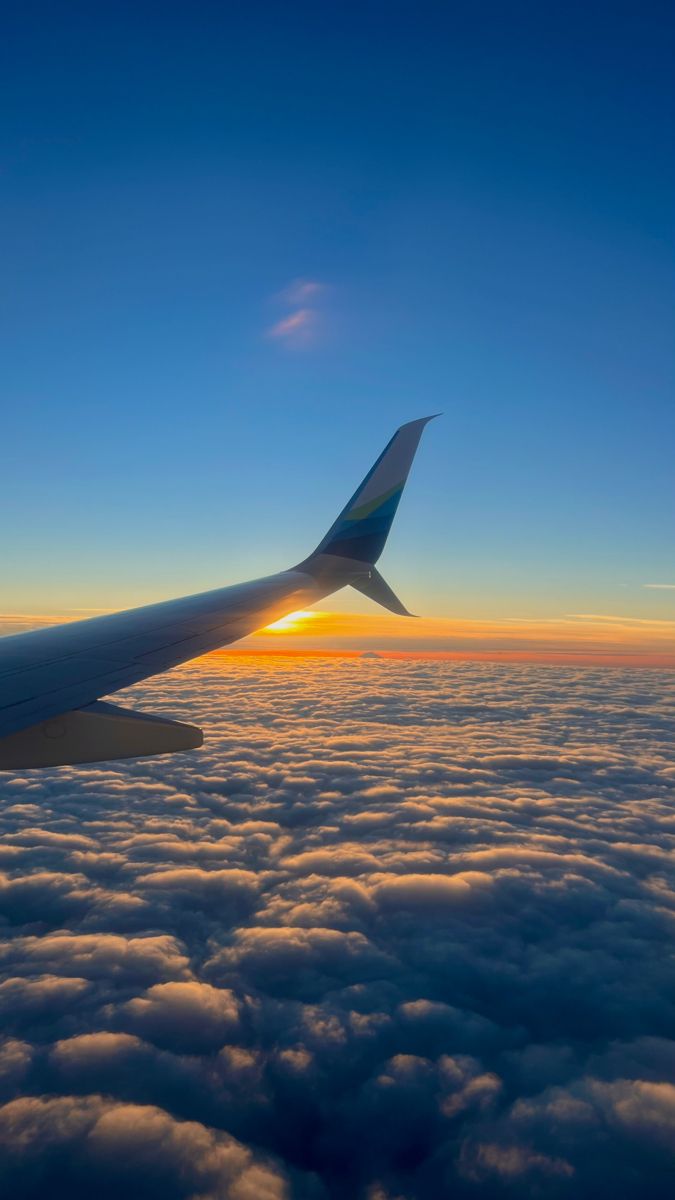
[0,415,436,766]
[0,571,320,740]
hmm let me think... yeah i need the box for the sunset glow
[245,609,675,666]
[1,605,672,667]
[261,609,317,633]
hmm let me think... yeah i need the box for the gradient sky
[2,1,673,630]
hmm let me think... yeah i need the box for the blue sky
[2,1,673,620]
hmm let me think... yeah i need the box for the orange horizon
[1,607,673,670]
[242,609,675,667]
[210,647,674,668]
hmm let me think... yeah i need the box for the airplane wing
[0,417,435,768]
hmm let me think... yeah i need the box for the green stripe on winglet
[347,483,403,521]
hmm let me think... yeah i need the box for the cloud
[0,1095,288,1199]
[372,870,493,910]
[276,278,325,306]
[116,982,241,1052]
[136,867,260,911]
[209,926,392,1001]
[459,1140,574,1183]
[266,278,327,347]
[0,975,91,1026]
[266,308,316,345]
[0,657,674,1196]
[9,933,191,983]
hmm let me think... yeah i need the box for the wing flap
[0,700,203,769]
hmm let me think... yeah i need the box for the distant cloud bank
[0,658,674,1197]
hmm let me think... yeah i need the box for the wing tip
[395,413,442,435]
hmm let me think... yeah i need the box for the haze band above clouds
[1,608,673,667]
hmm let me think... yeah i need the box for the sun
[262,610,317,634]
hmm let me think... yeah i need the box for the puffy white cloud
[0,1094,288,1198]
[116,982,241,1052]
[0,1039,33,1094]
[372,870,493,910]
[10,933,191,982]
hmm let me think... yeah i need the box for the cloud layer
[0,656,674,1198]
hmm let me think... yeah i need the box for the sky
[0,657,674,1199]
[1,1,674,651]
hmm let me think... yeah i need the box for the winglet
[307,415,438,565]
[351,566,417,617]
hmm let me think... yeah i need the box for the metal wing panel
[0,570,322,739]
[0,700,203,770]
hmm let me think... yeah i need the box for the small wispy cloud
[567,612,675,626]
[277,277,325,306]
[266,307,315,345]
[266,278,327,348]
[643,583,675,590]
